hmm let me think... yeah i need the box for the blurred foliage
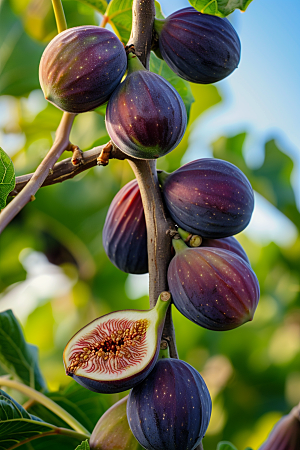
[0,0,299,449]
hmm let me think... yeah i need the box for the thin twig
[0,112,76,233]
[51,0,67,33]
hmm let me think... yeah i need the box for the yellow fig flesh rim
[63,296,170,382]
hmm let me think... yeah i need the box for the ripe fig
[63,292,171,393]
[160,158,254,238]
[105,53,187,159]
[103,179,148,274]
[167,239,259,331]
[259,403,300,450]
[90,395,143,450]
[127,358,212,450]
[201,236,250,265]
[154,7,241,84]
[39,26,127,113]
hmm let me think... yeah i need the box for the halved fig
[63,292,171,393]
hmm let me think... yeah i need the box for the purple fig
[259,404,300,450]
[90,395,144,450]
[154,7,241,84]
[127,358,212,450]
[63,292,171,393]
[201,236,250,265]
[160,158,254,239]
[103,179,148,274]
[39,26,127,113]
[167,239,259,331]
[105,54,187,159]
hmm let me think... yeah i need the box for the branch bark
[0,112,76,233]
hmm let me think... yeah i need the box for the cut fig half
[63,292,171,393]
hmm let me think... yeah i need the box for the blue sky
[159,0,300,246]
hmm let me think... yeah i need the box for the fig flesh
[103,179,148,274]
[63,292,171,393]
[168,239,259,331]
[160,158,254,238]
[90,395,143,450]
[127,358,212,450]
[154,7,241,84]
[105,54,187,159]
[39,26,127,113]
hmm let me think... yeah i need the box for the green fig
[90,395,143,450]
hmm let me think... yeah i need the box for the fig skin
[103,179,148,274]
[201,236,250,265]
[168,239,259,331]
[39,26,127,113]
[154,7,241,84]
[160,158,254,239]
[259,404,300,450]
[63,293,171,394]
[127,358,211,450]
[105,54,187,159]
[90,395,143,450]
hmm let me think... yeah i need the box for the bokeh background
[0,0,299,449]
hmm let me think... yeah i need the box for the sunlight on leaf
[75,440,90,450]
[0,310,47,392]
[189,0,253,16]
[0,148,15,210]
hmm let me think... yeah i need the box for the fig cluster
[55,5,261,450]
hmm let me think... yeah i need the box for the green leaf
[0,0,44,96]
[0,389,56,449]
[189,0,253,16]
[217,442,238,450]
[0,148,15,210]
[0,310,47,392]
[75,440,90,450]
[150,52,195,121]
[28,381,109,432]
[105,0,133,43]
[76,0,108,15]
[155,0,165,19]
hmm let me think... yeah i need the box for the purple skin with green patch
[161,158,254,239]
[155,7,241,84]
[39,26,127,113]
[127,358,212,450]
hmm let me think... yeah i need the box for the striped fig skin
[162,158,254,238]
[259,405,300,450]
[201,236,250,265]
[155,7,241,84]
[168,246,259,331]
[39,26,127,113]
[105,68,187,159]
[103,180,148,274]
[127,359,211,450]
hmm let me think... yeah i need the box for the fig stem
[127,52,147,74]
[51,0,67,33]
[0,377,90,436]
[157,170,169,186]
[172,237,189,253]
